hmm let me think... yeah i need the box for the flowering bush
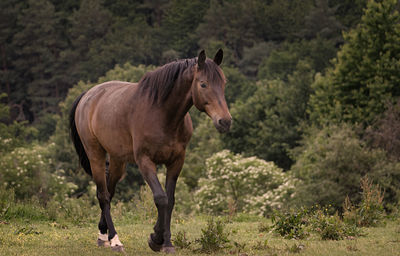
[0,143,77,202]
[195,150,297,216]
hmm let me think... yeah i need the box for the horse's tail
[69,92,92,176]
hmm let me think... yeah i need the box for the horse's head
[192,49,232,133]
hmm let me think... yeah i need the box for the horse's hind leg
[90,153,124,251]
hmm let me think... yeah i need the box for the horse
[69,49,231,253]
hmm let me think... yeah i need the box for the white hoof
[110,234,124,251]
[97,232,110,247]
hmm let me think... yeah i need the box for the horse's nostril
[218,118,231,128]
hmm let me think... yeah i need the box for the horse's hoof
[97,239,110,247]
[161,246,176,254]
[148,235,163,252]
[111,245,125,252]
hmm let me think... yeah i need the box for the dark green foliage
[0,94,37,154]
[257,38,336,81]
[12,0,67,118]
[161,0,209,56]
[365,100,400,162]
[290,124,400,210]
[196,0,258,59]
[309,0,400,126]
[223,61,314,169]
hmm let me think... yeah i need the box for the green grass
[1,214,399,256]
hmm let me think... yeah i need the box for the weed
[286,243,305,253]
[14,226,43,235]
[258,221,271,232]
[343,176,385,227]
[174,230,191,249]
[195,218,230,253]
[231,240,246,254]
[251,239,270,250]
[346,245,358,251]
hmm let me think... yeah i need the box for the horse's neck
[162,77,194,127]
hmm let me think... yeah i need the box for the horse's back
[75,81,138,161]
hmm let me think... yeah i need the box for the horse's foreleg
[162,158,184,253]
[137,156,170,252]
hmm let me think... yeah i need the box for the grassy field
[1,213,400,256]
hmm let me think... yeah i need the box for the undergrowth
[269,176,385,240]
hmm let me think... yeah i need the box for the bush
[195,218,230,253]
[0,143,77,202]
[290,124,400,210]
[270,208,309,239]
[270,205,362,241]
[174,231,191,249]
[309,207,361,240]
[0,93,38,154]
[195,150,297,216]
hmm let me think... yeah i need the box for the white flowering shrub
[0,143,77,202]
[195,150,297,216]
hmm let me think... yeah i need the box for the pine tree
[12,0,66,118]
[309,0,400,126]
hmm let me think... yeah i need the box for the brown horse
[69,49,231,253]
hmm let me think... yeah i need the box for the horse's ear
[213,49,223,66]
[198,50,206,70]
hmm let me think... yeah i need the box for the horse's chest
[136,133,186,165]
[148,141,183,165]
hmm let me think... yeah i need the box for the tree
[62,0,113,83]
[12,0,67,119]
[223,61,314,169]
[161,0,209,57]
[195,150,296,216]
[196,0,258,60]
[309,0,400,126]
[290,124,400,210]
[0,0,19,104]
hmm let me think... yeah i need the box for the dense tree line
[1,0,365,127]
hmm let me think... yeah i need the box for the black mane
[138,58,197,104]
[138,58,224,104]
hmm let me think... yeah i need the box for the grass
[1,213,399,256]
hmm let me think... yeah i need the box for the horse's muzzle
[215,118,232,133]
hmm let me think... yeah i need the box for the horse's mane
[138,58,224,104]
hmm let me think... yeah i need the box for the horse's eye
[200,83,207,88]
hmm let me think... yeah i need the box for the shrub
[195,218,230,253]
[0,93,38,154]
[270,209,309,239]
[270,205,362,241]
[174,231,191,249]
[290,124,400,210]
[195,150,297,216]
[309,207,360,240]
[0,143,77,202]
